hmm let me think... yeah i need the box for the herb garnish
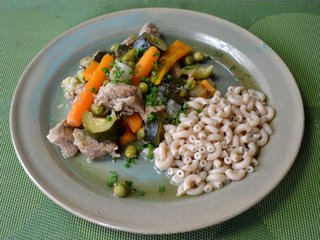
[124,158,136,169]
[229,65,237,71]
[106,171,118,187]
[147,144,155,159]
[145,86,160,106]
[147,113,156,122]
[212,51,223,57]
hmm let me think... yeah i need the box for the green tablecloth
[1,1,319,239]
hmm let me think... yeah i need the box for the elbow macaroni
[153,87,275,196]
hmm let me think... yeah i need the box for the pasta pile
[154,86,275,196]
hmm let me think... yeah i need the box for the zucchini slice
[145,114,165,146]
[82,110,124,141]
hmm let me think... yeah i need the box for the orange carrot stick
[125,113,143,133]
[67,54,114,127]
[85,54,114,92]
[119,128,136,146]
[83,60,99,81]
[131,46,160,85]
[200,79,216,95]
[151,40,192,85]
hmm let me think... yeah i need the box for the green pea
[138,82,149,94]
[124,145,137,158]
[90,104,104,116]
[110,44,119,52]
[183,56,194,66]
[136,127,145,139]
[193,51,205,63]
[113,181,129,198]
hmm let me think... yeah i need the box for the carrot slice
[131,46,160,85]
[151,40,192,85]
[83,60,99,81]
[119,128,136,146]
[200,79,216,95]
[125,113,143,133]
[85,54,114,92]
[67,54,114,127]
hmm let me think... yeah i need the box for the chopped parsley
[124,78,131,85]
[164,74,173,82]
[135,47,144,58]
[153,62,158,71]
[158,186,165,193]
[133,188,145,196]
[110,61,115,68]
[183,65,195,70]
[102,67,109,76]
[153,51,160,57]
[147,113,156,122]
[106,171,118,187]
[106,115,113,121]
[143,77,151,83]
[151,70,157,76]
[212,51,223,57]
[125,180,133,188]
[145,86,160,106]
[90,87,96,93]
[124,158,136,169]
[195,109,202,113]
[229,65,237,71]
[147,144,155,159]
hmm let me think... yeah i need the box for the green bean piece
[122,49,137,62]
[183,56,194,66]
[136,127,145,139]
[124,145,137,158]
[90,104,104,116]
[113,181,129,198]
[138,82,149,94]
[193,51,205,63]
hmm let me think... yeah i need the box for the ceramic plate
[10,8,304,234]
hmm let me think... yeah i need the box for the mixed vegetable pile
[48,23,218,197]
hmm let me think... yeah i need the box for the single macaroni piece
[153,87,275,196]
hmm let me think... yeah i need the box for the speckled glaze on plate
[10,8,304,234]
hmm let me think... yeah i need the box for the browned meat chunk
[47,120,79,158]
[138,23,160,37]
[94,82,145,116]
[121,35,137,47]
[73,129,120,160]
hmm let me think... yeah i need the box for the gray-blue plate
[10,8,304,234]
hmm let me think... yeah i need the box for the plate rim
[10,7,304,234]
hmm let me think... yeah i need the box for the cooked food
[47,23,275,197]
[153,87,275,196]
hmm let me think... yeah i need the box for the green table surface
[1,1,320,239]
